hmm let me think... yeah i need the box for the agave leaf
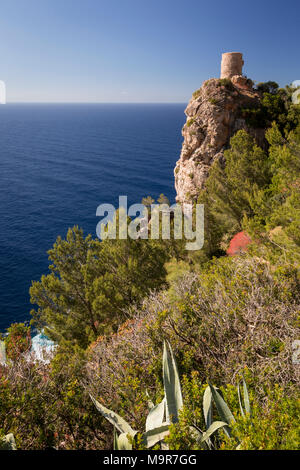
[163,341,183,423]
[160,441,170,450]
[113,427,119,450]
[142,424,170,448]
[237,382,245,417]
[203,386,212,429]
[146,398,165,431]
[90,394,135,435]
[208,384,235,425]
[117,432,135,450]
[0,433,17,450]
[201,421,228,443]
[242,376,251,415]
[208,384,235,438]
[164,395,169,423]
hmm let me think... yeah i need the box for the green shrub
[166,375,300,450]
[241,82,300,132]
[192,89,201,99]
[221,385,300,450]
[0,345,107,449]
[4,323,31,361]
[218,78,234,90]
[187,118,195,127]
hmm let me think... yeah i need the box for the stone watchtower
[221,52,244,79]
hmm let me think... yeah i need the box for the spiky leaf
[117,433,134,450]
[242,376,251,415]
[237,382,245,417]
[113,427,119,450]
[208,384,235,425]
[90,394,135,435]
[203,386,212,428]
[146,398,165,431]
[142,424,170,448]
[201,421,228,443]
[163,341,183,423]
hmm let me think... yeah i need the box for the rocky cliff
[174,73,266,203]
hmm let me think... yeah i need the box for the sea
[0,103,185,331]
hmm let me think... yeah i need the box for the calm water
[0,103,185,331]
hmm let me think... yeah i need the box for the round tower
[220,52,244,79]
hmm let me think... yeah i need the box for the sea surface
[0,103,185,331]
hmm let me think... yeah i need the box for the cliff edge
[174,53,265,202]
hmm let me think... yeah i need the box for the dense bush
[0,349,108,449]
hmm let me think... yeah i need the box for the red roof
[227,231,252,256]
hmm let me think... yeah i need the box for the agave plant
[90,341,251,450]
[197,375,251,449]
[90,340,183,449]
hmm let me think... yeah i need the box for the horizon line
[2,101,187,105]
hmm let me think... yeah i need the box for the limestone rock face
[174,78,264,203]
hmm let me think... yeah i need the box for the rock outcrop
[174,54,265,203]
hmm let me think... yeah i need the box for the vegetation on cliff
[0,81,299,450]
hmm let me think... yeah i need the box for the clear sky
[0,0,299,103]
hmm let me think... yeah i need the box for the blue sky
[0,0,299,102]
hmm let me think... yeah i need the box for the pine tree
[30,226,168,348]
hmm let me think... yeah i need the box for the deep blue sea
[0,103,185,331]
